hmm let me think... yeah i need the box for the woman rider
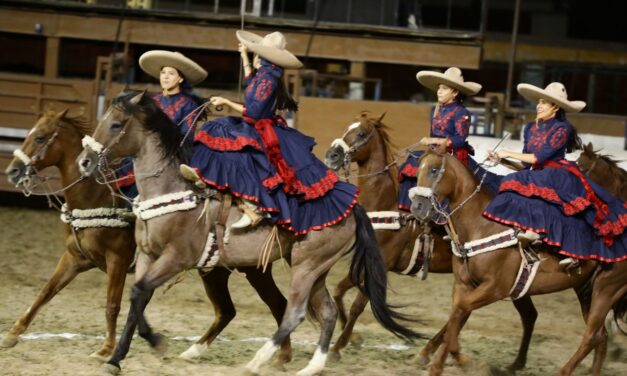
[180,31,359,233]
[484,82,626,266]
[398,67,500,211]
[115,50,207,198]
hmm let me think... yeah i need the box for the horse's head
[409,151,457,223]
[78,91,147,177]
[6,109,90,187]
[325,111,386,170]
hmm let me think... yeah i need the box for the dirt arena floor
[0,206,625,375]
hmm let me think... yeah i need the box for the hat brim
[517,83,586,112]
[139,51,207,86]
[416,71,481,96]
[236,30,303,69]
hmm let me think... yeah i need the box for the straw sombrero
[416,67,482,96]
[517,82,586,112]
[139,50,207,86]
[236,30,303,69]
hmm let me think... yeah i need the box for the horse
[410,150,627,376]
[577,142,627,200]
[2,109,293,368]
[76,91,421,376]
[324,111,538,370]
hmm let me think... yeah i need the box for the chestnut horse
[577,142,627,200]
[324,112,538,370]
[77,91,421,376]
[411,150,627,376]
[2,110,292,367]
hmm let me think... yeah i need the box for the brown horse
[77,91,421,376]
[2,110,292,367]
[577,142,627,200]
[324,112,538,370]
[411,150,627,376]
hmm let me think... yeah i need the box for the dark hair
[456,92,467,103]
[557,109,583,152]
[275,75,299,112]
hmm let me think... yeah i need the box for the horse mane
[582,143,627,184]
[43,109,93,136]
[360,111,399,191]
[112,90,192,163]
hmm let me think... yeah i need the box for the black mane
[112,90,193,163]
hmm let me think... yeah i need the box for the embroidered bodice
[430,100,472,150]
[152,92,199,135]
[522,117,572,165]
[243,59,282,120]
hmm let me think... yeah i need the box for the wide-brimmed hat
[236,30,303,69]
[139,50,207,85]
[416,67,482,96]
[517,82,586,112]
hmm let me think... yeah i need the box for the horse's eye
[34,135,46,144]
[430,167,439,175]
[111,121,123,131]
[358,131,365,138]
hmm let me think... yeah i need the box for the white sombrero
[139,50,207,86]
[236,30,303,69]
[416,67,482,96]
[517,82,586,113]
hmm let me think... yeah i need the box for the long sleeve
[533,124,570,164]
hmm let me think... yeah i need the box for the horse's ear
[55,108,69,120]
[378,112,387,122]
[584,142,593,153]
[130,91,146,105]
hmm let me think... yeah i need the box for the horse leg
[507,295,537,370]
[331,275,353,332]
[90,250,133,362]
[104,249,185,374]
[1,251,92,348]
[243,265,292,369]
[297,272,338,376]
[179,267,234,361]
[329,291,368,361]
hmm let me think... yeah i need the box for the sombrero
[416,67,482,96]
[236,30,303,69]
[517,82,586,112]
[139,50,207,85]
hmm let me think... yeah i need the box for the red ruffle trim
[286,192,360,235]
[499,180,591,215]
[398,204,411,212]
[291,169,339,200]
[399,163,418,179]
[195,131,262,152]
[115,171,135,188]
[262,173,283,190]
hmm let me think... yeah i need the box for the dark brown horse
[77,91,421,376]
[324,112,538,370]
[411,150,627,376]
[2,110,292,368]
[577,142,627,200]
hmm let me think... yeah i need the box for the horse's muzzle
[324,145,345,171]
[77,148,98,177]
[410,195,435,223]
[5,160,25,185]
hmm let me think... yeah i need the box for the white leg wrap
[297,347,327,376]
[179,342,207,360]
[245,341,278,373]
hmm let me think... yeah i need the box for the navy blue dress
[189,59,359,234]
[397,100,501,210]
[483,117,627,262]
[115,92,199,198]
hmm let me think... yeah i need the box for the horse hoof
[453,353,473,370]
[270,361,287,372]
[239,368,259,376]
[101,363,121,375]
[488,365,515,376]
[505,361,524,371]
[0,334,18,348]
[349,332,364,347]
[152,333,167,356]
[411,354,430,367]
[179,343,206,361]
[89,350,111,363]
[327,351,341,363]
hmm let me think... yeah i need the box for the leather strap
[215,193,232,255]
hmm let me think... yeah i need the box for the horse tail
[349,204,425,341]
[612,292,627,336]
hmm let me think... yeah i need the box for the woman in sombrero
[398,67,501,211]
[484,82,626,265]
[114,51,207,198]
[180,30,358,232]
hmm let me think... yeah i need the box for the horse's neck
[133,134,188,199]
[356,136,397,211]
[58,146,116,210]
[448,165,508,243]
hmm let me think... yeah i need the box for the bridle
[12,126,61,187]
[583,159,598,176]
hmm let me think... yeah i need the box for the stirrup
[231,203,262,229]
[516,230,540,242]
[180,164,206,189]
[559,257,580,270]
